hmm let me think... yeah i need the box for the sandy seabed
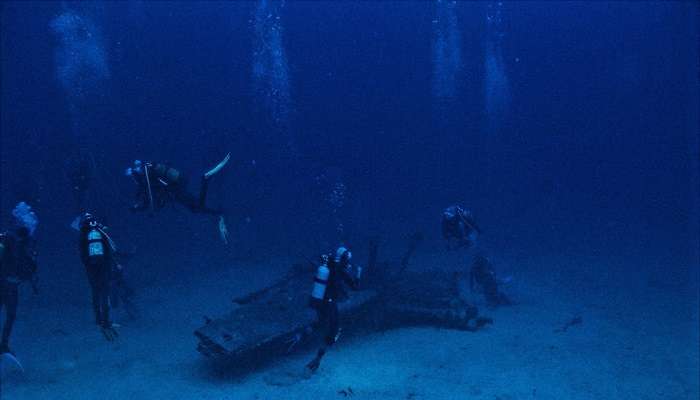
[2,251,698,400]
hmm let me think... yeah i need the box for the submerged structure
[195,235,490,363]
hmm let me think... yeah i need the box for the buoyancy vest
[87,228,105,261]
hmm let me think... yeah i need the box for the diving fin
[218,215,229,244]
[204,153,231,179]
[101,324,119,342]
[1,352,24,374]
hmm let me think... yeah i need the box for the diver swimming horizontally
[125,154,231,243]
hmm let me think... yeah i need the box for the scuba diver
[0,202,39,356]
[470,254,512,307]
[77,212,119,341]
[306,246,361,372]
[441,205,481,250]
[125,153,231,243]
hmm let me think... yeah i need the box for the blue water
[0,2,698,399]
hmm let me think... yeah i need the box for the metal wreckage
[195,234,492,366]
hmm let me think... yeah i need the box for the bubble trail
[252,0,291,126]
[484,1,510,135]
[432,0,462,102]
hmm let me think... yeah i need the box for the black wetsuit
[79,224,114,327]
[0,230,37,352]
[470,255,510,307]
[131,162,220,215]
[311,257,360,352]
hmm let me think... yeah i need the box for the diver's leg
[457,223,467,245]
[307,303,338,372]
[195,177,224,215]
[307,305,329,371]
[196,153,230,213]
[96,263,120,341]
[99,263,112,326]
[91,291,102,324]
[172,186,199,213]
[495,290,512,306]
[198,176,210,209]
[172,181,220,215]
[325,302,340,346]
[484,285,501,307]
[0,284,18,351]
[86,266,103,324]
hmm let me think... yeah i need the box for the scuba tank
[310,257,330,308]
[86,226,105,259]
[153,163,180,185]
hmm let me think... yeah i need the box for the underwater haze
[0,1,698,399]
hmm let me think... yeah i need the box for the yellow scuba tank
[310,261,330,308]
[87,228,105,259]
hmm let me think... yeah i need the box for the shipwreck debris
[195,233,490,368]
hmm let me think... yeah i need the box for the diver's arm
[25,248,39,294]
[341,265,360,290]
[460,211,482,234]
[441,219,451,240]
[131,188,150,211]
[79,234,89,266]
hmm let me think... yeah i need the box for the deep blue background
[1,2,698,284]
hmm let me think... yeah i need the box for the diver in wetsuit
[0,230,37,355]
[470,254,511,307]
[125,154,231,242]
[0,204,39,355]
[442,205,481,250]
[78,213,119,341]
[306,246,361,372]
